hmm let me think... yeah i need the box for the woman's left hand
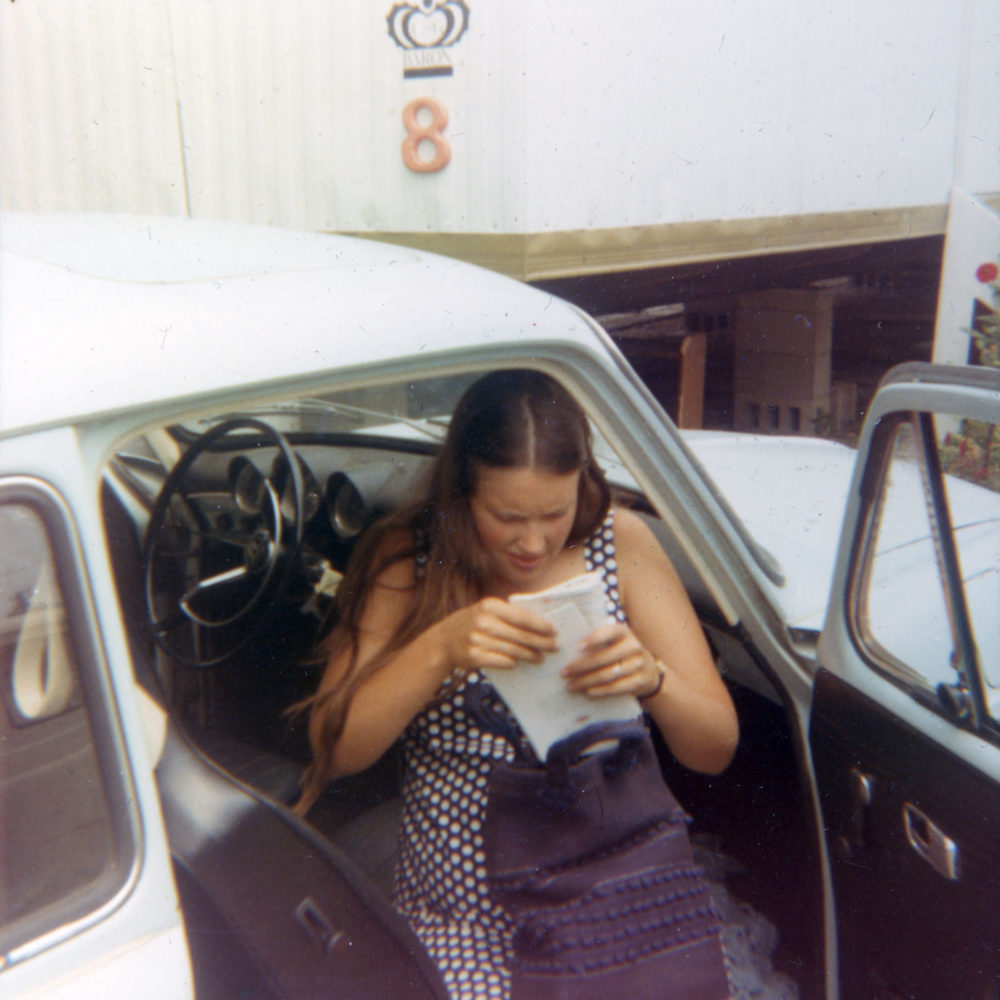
[561,622,661,700]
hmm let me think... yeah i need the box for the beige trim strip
[341,203,955,282]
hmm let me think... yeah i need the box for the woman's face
[468,464,580,592]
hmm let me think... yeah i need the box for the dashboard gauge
[299,461,321,522]
[272,453,321,523]
[326,472,368,540]
[230,457,268,515]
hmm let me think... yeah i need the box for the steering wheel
[143,418,304,667]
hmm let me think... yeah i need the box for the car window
[855,413,1000,726]
[941,450,1000,710]
[0,486,136,964]
[860,421,953,688]
[160,369,756,565]
[179,372,478,440]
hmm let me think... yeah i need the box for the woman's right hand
[435,597,558,674]
[324,596,555,777]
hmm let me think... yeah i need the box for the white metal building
[3,0,997,280]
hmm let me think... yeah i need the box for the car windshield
[179,374,477,443]
[171,370,785,590]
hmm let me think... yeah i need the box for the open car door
[0,474,192,999]
[811,363,1000,1000]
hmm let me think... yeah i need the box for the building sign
[387,0,470,78]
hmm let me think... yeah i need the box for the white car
[1,214,997,1000]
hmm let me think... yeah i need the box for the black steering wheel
[143,418,304,666]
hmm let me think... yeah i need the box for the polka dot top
[393,510,624,1000]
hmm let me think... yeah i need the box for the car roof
[0,214,598,437]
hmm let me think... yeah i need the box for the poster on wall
[934,188,1000,366]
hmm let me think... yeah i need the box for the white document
[484,571,641,759]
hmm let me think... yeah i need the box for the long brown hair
[295,370,610,813]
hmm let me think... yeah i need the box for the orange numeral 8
[402,97,452,174]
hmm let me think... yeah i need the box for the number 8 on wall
[402,97,452,174]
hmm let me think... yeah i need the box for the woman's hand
[326,595,556,776]
[552,508,739,775]
[436,597,559,674]
[561,621,662,700]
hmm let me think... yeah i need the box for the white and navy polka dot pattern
[583,509,627,624]
[393,511,624,1000]
[394,683,516,1000]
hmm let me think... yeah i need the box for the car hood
[681,430,857,632]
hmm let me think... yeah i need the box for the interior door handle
[295,897,348,955]
[833,768,874,860]
[903,802,960,881]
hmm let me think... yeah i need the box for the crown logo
[387,0,470,50]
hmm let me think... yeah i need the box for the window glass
[0,497,132,961]
[941,459,1000,716]
[860,421,955,691]
[179,371,478,440]
[859,415,1000,725]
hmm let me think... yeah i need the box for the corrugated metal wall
[2,0,996,240]
[162,0,528,233]
[2,0,186,216]
[520,0,972,229]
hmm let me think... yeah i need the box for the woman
[298,370,740,1000]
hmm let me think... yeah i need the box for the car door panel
[811,667,1000,1000]
[0,470,193,999]
[812,364,1000,1000]
[156,722,449,1000]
